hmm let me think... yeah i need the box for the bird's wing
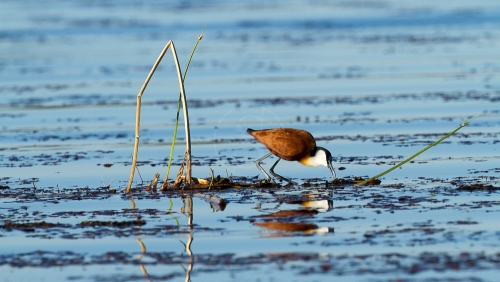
[252,128,316,161]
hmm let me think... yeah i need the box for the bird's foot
[276,176,297,186]
[258,178,276,186]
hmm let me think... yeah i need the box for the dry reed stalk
[163,30,204,188]
[174,161,185,188]
[145,173,160,192]
[126,40,191,193]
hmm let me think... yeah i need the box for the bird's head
[303,147,337,179]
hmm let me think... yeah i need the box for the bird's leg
[269,158,298,185]
[255,152,275,183]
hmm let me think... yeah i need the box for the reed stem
[358,119,472,185]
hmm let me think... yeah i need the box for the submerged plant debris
[1,183,500,281]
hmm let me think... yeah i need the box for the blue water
[1,0,500,281]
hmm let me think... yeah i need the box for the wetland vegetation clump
[77,220,146,228]
[457,183,499,191]
[0,220,71,232]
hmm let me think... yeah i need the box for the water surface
[1,0,500,281]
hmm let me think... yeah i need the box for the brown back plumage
[247,128,316,161]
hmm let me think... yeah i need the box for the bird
[247,128,336,184]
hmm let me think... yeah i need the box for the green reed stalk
[164,29,204,185]
[358,118,474,185]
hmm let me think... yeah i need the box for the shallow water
[1,0,500,281]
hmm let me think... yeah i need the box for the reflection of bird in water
[252,206,330,235]
[247,128,336,184]
[289,199,333,213]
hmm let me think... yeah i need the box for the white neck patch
[304,149,329,167]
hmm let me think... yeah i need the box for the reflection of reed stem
[136,239,147,253]
[139,265,149,277]
[136,239,151,281]
[184,248,193,282]
[184,210,194,282]
[187,197,193,228]
[186,233,193,257]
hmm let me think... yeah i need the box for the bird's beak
[327,159,336,179]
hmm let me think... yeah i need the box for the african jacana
[247,128,336,184]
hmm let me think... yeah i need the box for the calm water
[1,0,500,281]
